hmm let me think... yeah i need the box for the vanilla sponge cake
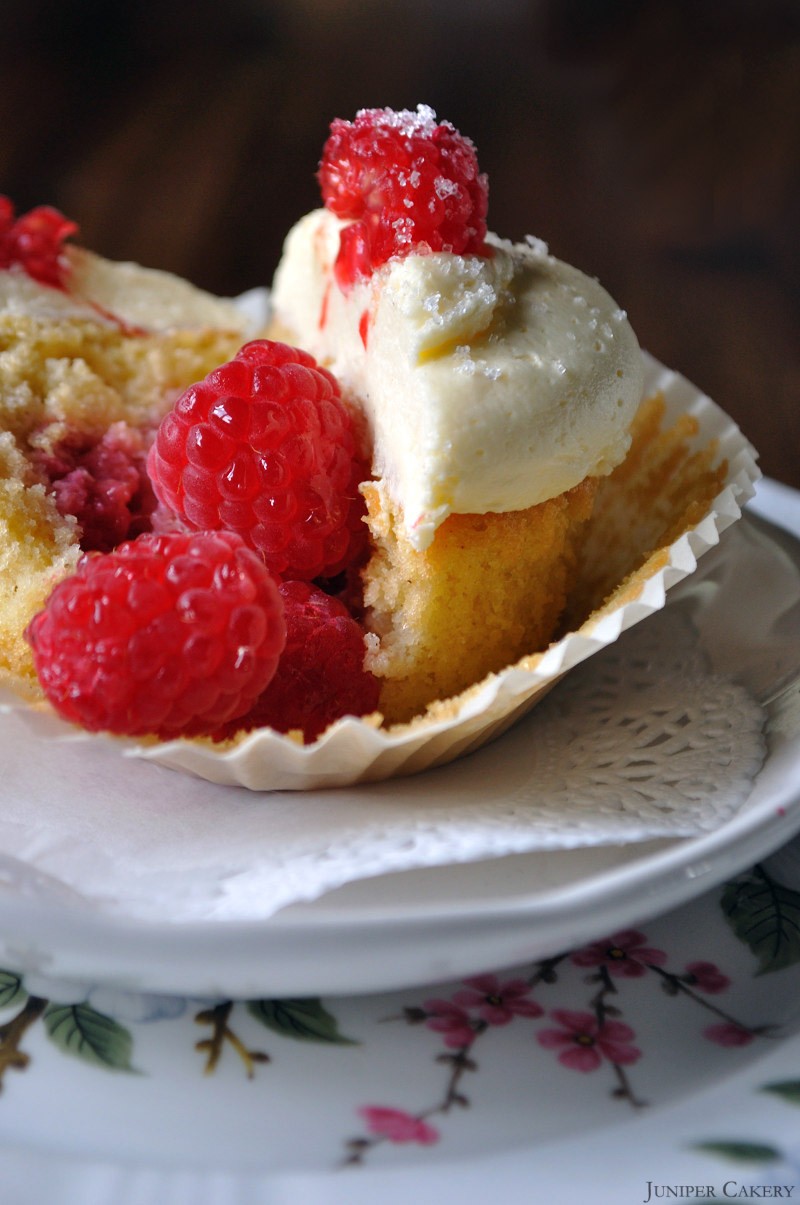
[0,248,252,695]
[361,477,597,723]
[270,208,644,722]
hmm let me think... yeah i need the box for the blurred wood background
[1,0,797,488]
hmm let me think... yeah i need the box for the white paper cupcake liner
[117,350,759,790]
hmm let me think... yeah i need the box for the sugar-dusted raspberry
[32,422,158,553]
[0,195,77,289]
[147,340,368,581]
[216,580,380,744]
[25,531,286,739]
[318,105,488,288]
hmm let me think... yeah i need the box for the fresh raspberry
[216,580,380,744]
[318,105,488,288]
[147,340,368,581]
[25,531,286,739]
[0,195,77,289]
[33,422,158,553]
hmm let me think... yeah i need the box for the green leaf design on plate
[721,866,800,974]
[0,970,26,1010]
[693,1140,783,1163]
[247,998,358,1045]
[761,1079,800,1105]
[43,1004,137,1072]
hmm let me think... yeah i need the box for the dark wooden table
[2,0,797,488]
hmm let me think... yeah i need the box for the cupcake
[0,111,757,791]
[269,105,643,722]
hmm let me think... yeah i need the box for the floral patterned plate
[0,830,799,1197]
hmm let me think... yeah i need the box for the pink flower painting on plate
[571,930,668,978]
[451,974,544,1026]
[421,999,477,1049]
[703,1022,756,1048]
[685,961,731,994]
[358,1106,439,1146]
[536,1009,642,1073]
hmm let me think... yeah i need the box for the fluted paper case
[109,351,758,790]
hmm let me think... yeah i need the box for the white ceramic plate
[0,481,797,999]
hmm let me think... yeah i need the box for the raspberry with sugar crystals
[0,195,77,289]
[217,580,380,744]
[148,339,368,581]
[318,105,488,288]
[25,531,286,739]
